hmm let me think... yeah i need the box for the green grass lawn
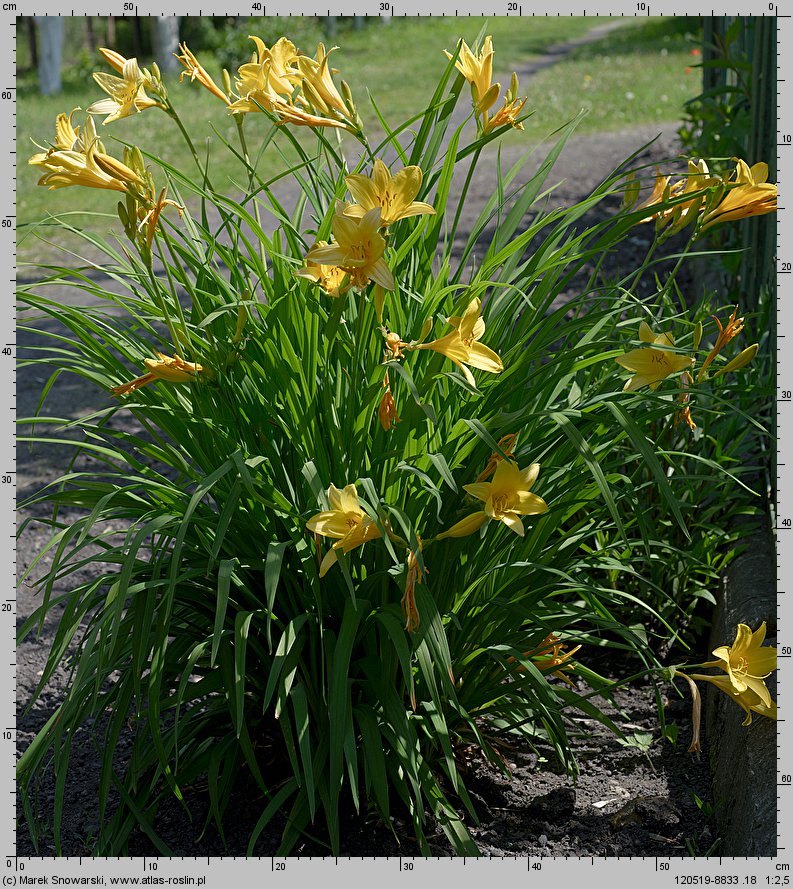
[17,16,700,264]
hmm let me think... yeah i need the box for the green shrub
[18,29,775,855]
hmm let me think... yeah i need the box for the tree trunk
[24,18,38,70]
[132,16,143,59]
[106,16,115,47]
[150,16,180,72]
[34,17,64,96]
[85,17,96,53]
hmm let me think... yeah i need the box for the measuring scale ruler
[2,4,789,885]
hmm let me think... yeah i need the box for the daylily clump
[23,26,780,859]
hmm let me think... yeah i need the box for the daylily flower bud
[713,343,758,377]
[693,321,703,351]
[117,201,130,231]
[301,78,327,112]
[92,151,142,185]
[340,79,357,117]
[233,304,248,345]
[507,72,519,102]
[623,173,640,210]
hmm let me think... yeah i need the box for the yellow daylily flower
[28,108,84,166]
[707,621,777,707]
[111,353,204,396]
[306,483,382,577]
[629,169,684,225]
[228,37,355,131]
[88,57,163,124]
[30,127,143,193]
[692,671,777,726]
[296,241,350,297]
[175,43,231,106]
[96,46,160,88]
[438,460,548,539]
[700,159,777,231]
[344,160,435,228]
[445,36,498,116]
[412,297,503,387]
[615,321,694,392]
[667,159,721,234]
[295,43,348,118]
[229,36,302,113]
[304,207,395,291]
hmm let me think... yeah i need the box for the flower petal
[391,164,422,204]
[467,341,503,374]
[370,259,395,292]
[307,510,352,539]
[319,547,338,577]
[520,463,540,489]
[345,172,379,211]
[462,482,493,503]
[399,200,436,219]
[499,512,525,537]
[514,492,548,515]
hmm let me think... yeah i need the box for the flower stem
[235,115,267,268]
